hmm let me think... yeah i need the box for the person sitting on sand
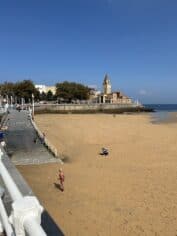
[101,147,109,156]
[58,168,65,191]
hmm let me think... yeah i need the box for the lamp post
[32,93,34,119]
[6,95,8,105]
[10,96,13,108]
[21,97,24,110]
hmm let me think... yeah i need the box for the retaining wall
[34,103,152,114]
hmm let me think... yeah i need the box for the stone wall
[35,103,138,111]
[34,103,153,114]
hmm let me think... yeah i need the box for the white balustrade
[0,186,15,236]
[0,149,47,236]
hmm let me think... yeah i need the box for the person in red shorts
[58,168,65,191]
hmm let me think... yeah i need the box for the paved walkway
[4,109,61,165]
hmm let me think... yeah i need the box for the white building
[35,85,56,95]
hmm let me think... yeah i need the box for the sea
[144,104,177,123]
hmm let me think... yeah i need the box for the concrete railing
[0,186,15,236]
[0,110,8,127]
[0,148,47,236]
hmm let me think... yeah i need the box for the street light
[10,95,13,108]
[6,95,8,105]
[32,93,34,119]
[21,97,24,110]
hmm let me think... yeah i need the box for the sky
[0,0,177,103]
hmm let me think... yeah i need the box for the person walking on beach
[58,168,65,191]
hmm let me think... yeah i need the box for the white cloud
[139,89,148,96]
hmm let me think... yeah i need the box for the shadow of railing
[41,210,65,236]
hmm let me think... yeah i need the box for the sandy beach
[17,113,177,236]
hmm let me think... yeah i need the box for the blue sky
[0,0,177,103]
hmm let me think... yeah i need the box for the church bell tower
[103,74,111,94]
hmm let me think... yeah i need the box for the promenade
[4,109,61,165]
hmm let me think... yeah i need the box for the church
[98,74,132,104]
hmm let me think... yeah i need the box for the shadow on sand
[54,182,64,192]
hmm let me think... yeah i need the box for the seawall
[34,103,154,114]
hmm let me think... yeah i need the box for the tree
[46,90,53,101]
[14,80,39,102]
[0,82,15,97]
[56,81,90,102]
[40,92,47,101]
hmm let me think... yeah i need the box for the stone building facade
[98,74,132,104]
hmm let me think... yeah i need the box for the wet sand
[18,114,177,236]
[150,111,177,124]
